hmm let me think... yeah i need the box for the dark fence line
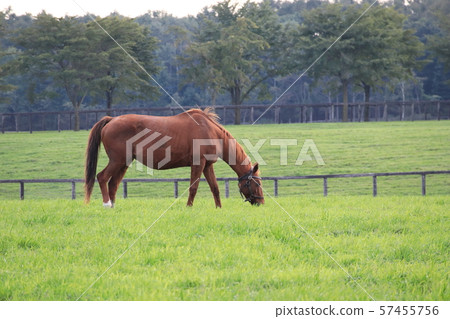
[1,100,449,133]
[1,171,448,200]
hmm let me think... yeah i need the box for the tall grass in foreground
[0,196,448,300]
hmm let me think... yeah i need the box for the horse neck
[221,136,252,178]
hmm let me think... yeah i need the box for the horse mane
[202,107,220,124]
[186,107,240,143]
[186,107,250,166]
[185,107,220,125]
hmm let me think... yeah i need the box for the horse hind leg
[108,166,128,207]
[97,162,121,208]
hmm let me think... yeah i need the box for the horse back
[99,112,222,168]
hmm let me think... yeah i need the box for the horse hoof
[103,200,113,208]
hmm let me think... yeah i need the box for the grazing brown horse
[84,108,264,207]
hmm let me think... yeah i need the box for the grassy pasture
[0,196,448,301]
[0,120,449,300]
[0,121,449,199]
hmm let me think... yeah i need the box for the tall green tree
[10,12,95,130]
[0,10,16,103]
[136,12,198,106]
[396,0,450,100]
[428,1,450,79]
[296,3,424,121]
[296,4,360,122]
[86,16,160,112]
[351,5,424,120]
[182,0,292,124]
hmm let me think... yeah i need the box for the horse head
[238,163,264,206]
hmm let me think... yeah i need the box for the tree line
[0,0,449,128]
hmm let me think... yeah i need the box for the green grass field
[0,121,449,300]
[0,196,448,300]
[0,121,449,199]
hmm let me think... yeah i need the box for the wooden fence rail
[1,100,449,133]
[1,171,448,200]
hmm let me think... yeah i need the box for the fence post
[1,115,4,133]
[20,181,24,200]
[275,106,280,124]
[123,181,128,198]
[15,114,19,132]
[323,177,328,197]
[225,180,229,198]
[174,181,178,198]
[71,181,76,200]
[372,175,377,197]
[302,106,306,123]
[274,179,278,197]
[421,174,426,196]
[250,107,254,123]
[437,101,440,121]
[57,114,61,132]
[222,107,226,124]
[383,103,388,121]
[401,103,405,121]
[411,102,415,121]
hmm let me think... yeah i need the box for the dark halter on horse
[238,168,263,203]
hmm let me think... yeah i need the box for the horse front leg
[187,160,206,206]
[203,163,221,208]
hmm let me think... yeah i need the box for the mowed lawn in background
[0,121,449,199]
[0,196,448,300]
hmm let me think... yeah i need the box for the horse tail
[84,116,113,203]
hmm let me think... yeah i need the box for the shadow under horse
[84,108,264,207]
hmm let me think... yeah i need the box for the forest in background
[0,0,449,127]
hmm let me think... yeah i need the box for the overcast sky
[4,0,259,18]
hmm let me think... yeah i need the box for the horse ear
[253,162,259,174]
